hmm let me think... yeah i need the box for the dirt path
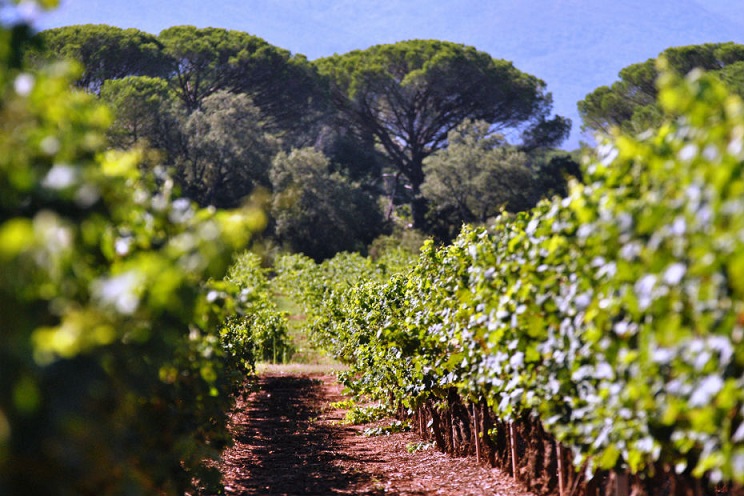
[220,369,535,496]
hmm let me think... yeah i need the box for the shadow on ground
[223,374,381,495]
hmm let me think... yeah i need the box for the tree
[719,60,744,93]
[578,42,744,135]
[99,75,176,150]
[270,148,385,261]
[520,114,572,152]
[528,151,582,201]
[158,25,327,142]
[421,120,534,237]
[314,126,387,185]
[177,90,278,208]
[158,26,267,111]
[31,24,169,92]
[315,39,569,229]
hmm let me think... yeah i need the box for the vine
[293,64,744,494]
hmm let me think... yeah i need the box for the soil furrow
[220,371,535,496]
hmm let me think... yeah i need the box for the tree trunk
[405,156,429,230]
[410,194,429,231]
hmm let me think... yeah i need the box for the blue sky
[33,0,744,150]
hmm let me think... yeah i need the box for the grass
[253,291,345,376]
[273,293,341,367]
[256,362,347,376]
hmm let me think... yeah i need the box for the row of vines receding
[280,63,744,496]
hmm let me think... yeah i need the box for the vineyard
[1,3,744,495]
[273,65,744,496]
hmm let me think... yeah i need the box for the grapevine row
[287,66,744,494]
[0,27,292,494]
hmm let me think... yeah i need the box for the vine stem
[472,403,480,463]
[557,443,566,496]
[614,471,629,496]
[510,422,518,479]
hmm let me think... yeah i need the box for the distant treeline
[30,25,744,258]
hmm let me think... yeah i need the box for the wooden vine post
[419,407,425,438]
[556,443,566,496]
[472,403,481,463]
[614,471,629,496]
[509,422,518,479]
[451,410,457,453]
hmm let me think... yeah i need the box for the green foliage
[329,398,355,410]
[343,403,392,425]
[178,90,278,208]
[270,147,385,260]
[406,441,435,453]
[35,23,330,160]
[103,82,281,210]
[528,150,582,199]
[363,420,410,436]
[422,120,580,240]
[99,75,175,149]
[315,39,569,229]
[0,14,263,495]
[520,114,572,151]
[303,65,744,487]
[551,63,744,480]
[367,228,427,264]
[271,251,374,319]
[158,25,327,139]
[270,248,416,373]
[422,119,534,228]
[318,128,387,184]
[31,24,170,92]
[223,251,294,364]
[578,42,744,136]
[158,25,273,111]
[35,25,570,252]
